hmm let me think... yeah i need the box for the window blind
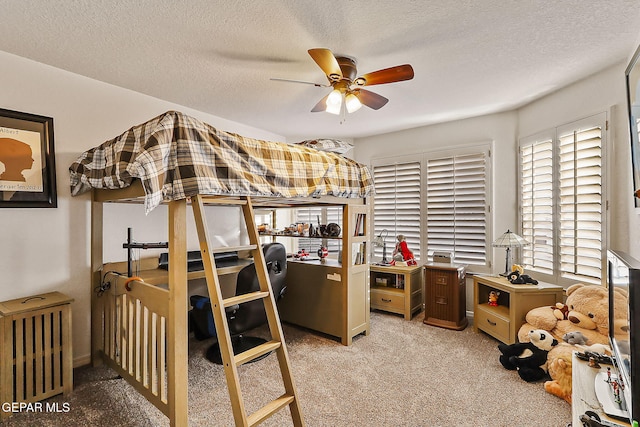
[558,125,602,281]
[372,162,421,260]
[425,152,487,265]
[295,206,342,254]
[520,139,554,274]
[519,113,604,285]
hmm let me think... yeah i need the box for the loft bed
[69,111,373,426]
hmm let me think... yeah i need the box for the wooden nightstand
[473,275,564,344]
[370,264,423,319]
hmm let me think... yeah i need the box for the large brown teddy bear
[518,283,620,345]
[517,283,628,402]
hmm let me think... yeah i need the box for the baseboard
[73,354,92,368]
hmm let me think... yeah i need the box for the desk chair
[206,242,287,364]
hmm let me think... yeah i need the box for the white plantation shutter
[372,162,421,260]
[425,152,487,265]
[520,137,554,274]
[519,113,605,285]
[558,124,602,281]
[295,206,342,254]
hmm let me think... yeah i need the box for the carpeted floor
[1,311,571,426]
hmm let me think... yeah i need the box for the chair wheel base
[206,336,272,364]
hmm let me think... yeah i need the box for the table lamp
[492,229,530,276]
[373,229,389,264]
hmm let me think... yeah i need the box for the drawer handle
[487,319,497,326]
[382,298,392,303]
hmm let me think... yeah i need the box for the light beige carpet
[1,311,571,426]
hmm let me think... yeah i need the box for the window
[372,161,421,261]
[425,151,488,265]
[519,113,606,285]
[294,206,342,255]
[371,145,490,267]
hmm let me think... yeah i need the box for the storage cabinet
[0,292,74,421]
[424,263,467,330]
[370,264,423,320]
[473,275,564,344]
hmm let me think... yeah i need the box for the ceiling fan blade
[270,78,328,87]
[356,64,414,86]
[355,89,389,110]
[308,48,342,80]
[311,93,330,112]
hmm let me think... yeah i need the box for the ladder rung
[235,340,281,366]
[223,291,270,308]
[247,393,295,427]
[209,245,257,254]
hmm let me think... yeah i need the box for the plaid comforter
[69,111,374,213]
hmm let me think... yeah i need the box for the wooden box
[0,292,73,420]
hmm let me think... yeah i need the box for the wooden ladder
[191,194,305,427]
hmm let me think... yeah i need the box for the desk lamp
[492,229,529,276]
[373,229,389,264]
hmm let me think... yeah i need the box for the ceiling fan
[272,48,414,115]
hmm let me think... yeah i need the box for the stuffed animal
[518,283,627,346]
[507,270,538,285]
[562,331,588,346]
[517,283,628,402]
[498,329,558,382]
[543,343,573,403]
[551,302,569,320]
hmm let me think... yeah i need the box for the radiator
[0,292,74,420]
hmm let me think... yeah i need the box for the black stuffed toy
[498,329,558,382]
[507,270,538,285]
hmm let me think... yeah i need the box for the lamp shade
[492,229,529,248]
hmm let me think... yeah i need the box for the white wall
[0,51,285,366]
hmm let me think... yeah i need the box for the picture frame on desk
[0,108,57,208]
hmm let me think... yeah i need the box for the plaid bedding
[69,111,374,213]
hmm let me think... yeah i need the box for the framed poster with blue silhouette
[0,108,57,208]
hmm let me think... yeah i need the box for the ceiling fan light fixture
[325,89,343,114]
[345,93,362,113]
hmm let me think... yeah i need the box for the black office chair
[206,242,287,364]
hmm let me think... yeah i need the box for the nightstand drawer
[475,306,510,342]
[371,289,404,311]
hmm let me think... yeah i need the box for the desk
[279,259,370,345]
[103,256,253,286]
[572,352,630,427]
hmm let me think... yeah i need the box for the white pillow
[296,139,353,154]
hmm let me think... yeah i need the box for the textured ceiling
[2,0,640,139]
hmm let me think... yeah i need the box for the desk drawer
[371,289,404,312]
[475,307,510,342]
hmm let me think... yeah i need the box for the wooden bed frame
[89,180,369,426]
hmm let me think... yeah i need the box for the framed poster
[0,108,57,208]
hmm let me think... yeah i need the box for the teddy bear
[543,343,574,403]
[517,283,628,401]
[517,283,626,346]
[498,329,558,382]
